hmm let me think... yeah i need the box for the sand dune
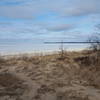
[0,51,100,100]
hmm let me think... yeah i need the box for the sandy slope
[0,52,100,100]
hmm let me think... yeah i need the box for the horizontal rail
[44,42,100,44]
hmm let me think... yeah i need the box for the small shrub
[0,57,6,65]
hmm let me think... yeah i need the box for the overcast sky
[0,0,100,53]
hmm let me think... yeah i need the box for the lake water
[0,39,89,55]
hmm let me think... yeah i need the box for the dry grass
[0,73,22,87]
[0,50,100,100]
[0,73,27,100]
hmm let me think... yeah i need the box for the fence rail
[44,42,100,44]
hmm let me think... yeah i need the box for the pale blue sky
[0,0,100,54]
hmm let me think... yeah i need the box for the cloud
[0,0,99,40]
[65,1,100,16]
[0,0,28,4]
[51,0,100,17]
[0,0,99,19]
[0,5,34,19]
[95,24,100,30]
[0,22,12,26]
[0,0,26,2]
[0,22,48,39]
[46,24,75,32]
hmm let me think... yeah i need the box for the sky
[0,0,100,54]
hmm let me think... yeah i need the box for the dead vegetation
[0,50,100,100]
[0,73,27,100]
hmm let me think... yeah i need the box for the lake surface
[0,39,89,55]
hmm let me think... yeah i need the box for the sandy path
[8,66,100,100]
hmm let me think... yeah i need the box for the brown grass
[0,50,100,100]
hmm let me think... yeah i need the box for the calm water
[0,39,88,55]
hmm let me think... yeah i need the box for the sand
[0,51,100,100]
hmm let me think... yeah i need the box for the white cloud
[46,24,75,32]
[0,0,100,39]
[0,0,99,19]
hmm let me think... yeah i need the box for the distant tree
[88,24,100,52]
[87,24,100,64]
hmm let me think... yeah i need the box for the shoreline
[0,48,86,58]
